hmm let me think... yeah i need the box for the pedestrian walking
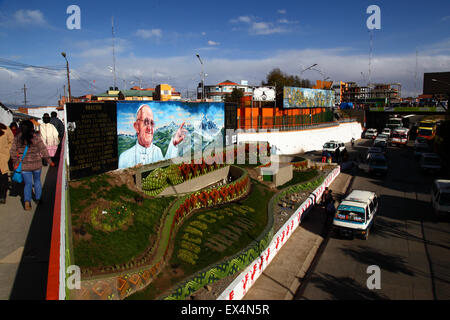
[40,113,60,161]
[326,200,336,225]
[10,120,55,210]
[49,111,64,141]
[0,123,14,204]
[49,111,64,163]
[351,137,355,148]
[9,122,18,136]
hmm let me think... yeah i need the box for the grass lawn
[70,174,175,268]
[277,169,318,190]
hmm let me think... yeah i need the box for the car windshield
[420,122,434,128]
[324,143,335,148]
[374,142,385,148]
[419,128,432,136]
[378,134,388,139]
[336,208,365,222]
[439,193,450,206]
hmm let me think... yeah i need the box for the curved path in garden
[71,165,250,300]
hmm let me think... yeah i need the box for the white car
[323,140,346,154]
[431,179,450,218]
[376,133,389,141]
[364,128,378,139]
[332,190,378,240]
[382,128,391,136]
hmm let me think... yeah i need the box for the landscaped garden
[67,144,334,300]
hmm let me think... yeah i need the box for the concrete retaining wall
[158,166,230,196]
[237,121,363,155]
[217,166,341,300]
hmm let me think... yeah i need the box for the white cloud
[441,15,450,21]
[278,18,299,24]
[250,22,288,35]
[230,16,252,23]
[278,9,287,14]
[208,40,220,46]
[230,15,291,35]
[2,44,449,104]
[135,29,162,39]
[14,9,46,25]
[0,9,48,27]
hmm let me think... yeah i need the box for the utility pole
[22,84,27,106]
[61,52,72,102]
[368,30,373,101]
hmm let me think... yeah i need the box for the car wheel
[363,228,369,240]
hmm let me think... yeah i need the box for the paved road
[297,138,450,300]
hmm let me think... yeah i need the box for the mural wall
[283,87,335,108]
[117,101,225,169]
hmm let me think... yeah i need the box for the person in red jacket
[10,120,54,210]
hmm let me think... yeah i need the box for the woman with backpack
[10,120,54,210]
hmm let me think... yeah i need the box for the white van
[431,179,450,218]
[332,190,378,240]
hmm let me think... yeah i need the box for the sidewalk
[243,169,353,300]
[0,165,57,300]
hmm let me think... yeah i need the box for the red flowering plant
[219,186,229,202]
[209,189,220,205]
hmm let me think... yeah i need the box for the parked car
[332,190,378,240]
[419,153,442,173]
[364,128,378,139]
[414,143,431,159]
[431,179,450,219]
[367,146,385,157]
[323,140,346,154]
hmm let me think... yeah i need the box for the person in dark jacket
[10,120,54,210]
[49,111,64,140]
[49,111,64,163]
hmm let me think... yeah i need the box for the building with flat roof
[200,80,254,102]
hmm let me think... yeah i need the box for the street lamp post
[61,52,72,102]
[300,63,318,77]
[196,54,205,101]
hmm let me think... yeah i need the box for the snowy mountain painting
[116,101,224,167]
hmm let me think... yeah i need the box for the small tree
[261,68,312,105]
[224,88,244,104]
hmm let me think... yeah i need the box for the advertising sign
[283,87,335,108]
[253,87,275,101]
[117,101,225,169]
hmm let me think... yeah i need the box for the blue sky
[0,0,449,105]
